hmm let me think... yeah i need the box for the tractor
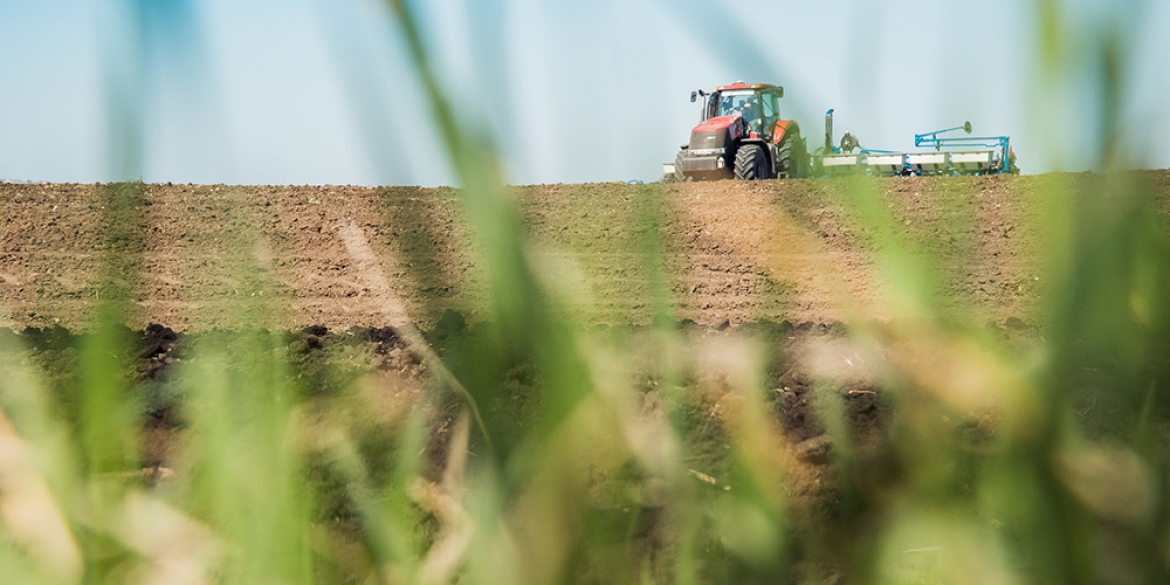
[668,82,809,182]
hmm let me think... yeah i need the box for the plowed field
[2,171,1169,331]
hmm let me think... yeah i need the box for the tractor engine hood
[693,114,742,133]
[688,115,744,152]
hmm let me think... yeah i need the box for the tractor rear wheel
[734,144,769,180]
[775,132,807,178]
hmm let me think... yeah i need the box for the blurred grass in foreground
[1,0,1169,583]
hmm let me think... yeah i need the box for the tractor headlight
[716,157,725,169]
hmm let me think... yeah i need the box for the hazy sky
[1,0,1167,186]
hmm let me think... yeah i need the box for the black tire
[775,131,808,179]
[674,152,693,182]
[734,143,769,180]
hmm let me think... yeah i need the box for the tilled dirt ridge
[7,319,894,491]
[1,171,1168,331]
[7,317,1054,574]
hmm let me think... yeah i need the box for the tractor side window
[762,93,777,121]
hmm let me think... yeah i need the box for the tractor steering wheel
[739,102,760,128]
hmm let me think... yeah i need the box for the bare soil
[5,172,1167,332]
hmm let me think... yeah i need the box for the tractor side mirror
[690,91,698,103]
[776,87,784,98]
[963,121,972,134]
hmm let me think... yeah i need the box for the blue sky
[0,0,1167,185]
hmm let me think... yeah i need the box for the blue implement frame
[813,109,1017,177]
[914,123,1015,175]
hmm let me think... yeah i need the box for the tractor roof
[715,82,778,91]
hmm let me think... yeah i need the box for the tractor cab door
[760,90,782,140]
[705,92,720,121]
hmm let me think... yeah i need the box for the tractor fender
[771,120,801,145]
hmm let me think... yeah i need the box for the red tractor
[670,82,809,181]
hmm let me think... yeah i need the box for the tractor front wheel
[674,152,693,182]
[734,144,770,180]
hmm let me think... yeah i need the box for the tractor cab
[704,84,785,140]
[671,82,806,181]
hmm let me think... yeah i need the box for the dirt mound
[2,172,1168,331]
[3,318,898,484]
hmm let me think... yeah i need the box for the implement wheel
[734,144,770,180]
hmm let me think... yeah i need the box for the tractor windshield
[712,89,779,135]
[716,90,757,117]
